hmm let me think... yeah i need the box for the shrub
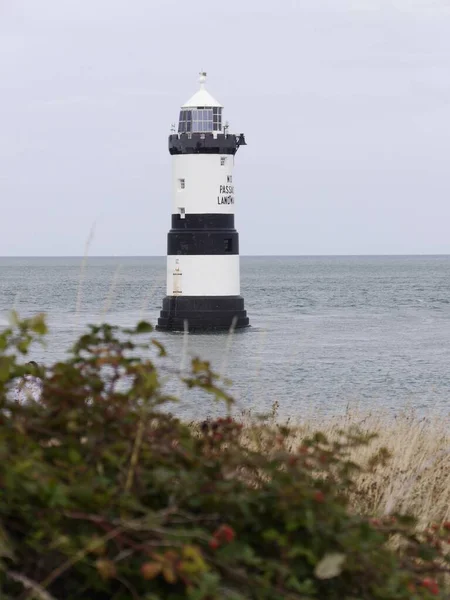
[0,314,449,599]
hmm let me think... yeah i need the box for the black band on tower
[167,231,239,255]
[157,295,249,332]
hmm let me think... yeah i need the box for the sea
[1,255,450,421]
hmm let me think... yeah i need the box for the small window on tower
[220,157,226,166]
[178,178,185,190]
[224,238,232,252]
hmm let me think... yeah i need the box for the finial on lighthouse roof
[182,72,223,109]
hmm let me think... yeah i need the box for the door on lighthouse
[172,259,182,295]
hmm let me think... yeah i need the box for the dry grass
[234,406,450,527]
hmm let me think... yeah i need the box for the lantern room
[178,72,223,133]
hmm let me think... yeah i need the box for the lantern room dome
[181,72,223,108]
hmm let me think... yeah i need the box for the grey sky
[1,0,450,256]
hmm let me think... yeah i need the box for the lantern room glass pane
[178,110,193,133]
[183,108,218,133]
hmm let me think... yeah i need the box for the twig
[116,576,140,600]
[6,570,58,600]
[220,316,238,383]
[63,511,212,542]
[39,526,123,590]
[75,221,96,327]
[177,319,189,399]
[101,262,122,317]
[114,548,136,563]
[124,415,145,493]
[138,273,164,322]
[12,291,20,312]
[65,509,219,527]
[250,328,268,410]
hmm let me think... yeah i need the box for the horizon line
[2,254,450,259]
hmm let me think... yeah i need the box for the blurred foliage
[0,314,449,599]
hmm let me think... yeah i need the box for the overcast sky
[1,0,450,256]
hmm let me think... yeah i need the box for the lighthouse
[157,73,249,332]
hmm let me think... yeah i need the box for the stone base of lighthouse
[157,295,249,332]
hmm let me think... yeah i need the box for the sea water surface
[1,256,450,420]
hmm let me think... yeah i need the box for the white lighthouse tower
[157,72,249,332]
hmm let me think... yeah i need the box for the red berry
[443,521,450,530]
[209,538,219,550]
[314,491,325,503]
[214,525,236,544]
[421,578,439,595]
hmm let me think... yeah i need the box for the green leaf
[0,357,12,382]
[30,314,48,336]
[286,575,316,594]
[151,339,166,357]
[288,545,317,564]
[17,339,30,354]
[135,321,154,334]
[68,448,82,464]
